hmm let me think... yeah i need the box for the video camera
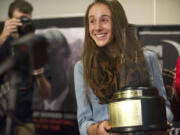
[12,34,49,71]
[0,29,68,75]
[12,29,69,70]
[17,16,35,37]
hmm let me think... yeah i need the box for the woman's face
[88,3,112,47]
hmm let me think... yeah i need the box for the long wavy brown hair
[82,0,151,103]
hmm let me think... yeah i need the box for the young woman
[74,0,173,135]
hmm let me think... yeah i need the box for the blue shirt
[74,50,173,135]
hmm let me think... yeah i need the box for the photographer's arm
[33,67,51,99]
[0,33,8,46]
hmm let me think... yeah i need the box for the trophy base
[108,124,169,133]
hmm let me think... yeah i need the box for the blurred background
[0,0,180,24]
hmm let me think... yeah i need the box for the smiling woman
[88,3,112,47]
[74,0,173,135]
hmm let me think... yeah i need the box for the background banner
[32,28,84,135]
[138,26,180,70]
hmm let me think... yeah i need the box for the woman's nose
[95,21,102,31]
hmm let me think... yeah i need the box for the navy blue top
[0,37,12,62]
[0,37,13,86]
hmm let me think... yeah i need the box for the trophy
[108,86,168,133]
[108,26,168,133]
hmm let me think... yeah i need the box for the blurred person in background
[0,1,51,135]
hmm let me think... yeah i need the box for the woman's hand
[97,120,120,135]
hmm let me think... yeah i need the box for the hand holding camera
[2,16,35,39]
[0,18,22,44]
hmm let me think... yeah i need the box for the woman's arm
[74,61,96,135]
[74,61,120,135]
[144,51,174,122]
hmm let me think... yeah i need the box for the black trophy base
[108,124,169,133]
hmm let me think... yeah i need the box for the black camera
[18,16,35,37]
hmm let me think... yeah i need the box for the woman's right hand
[97,120,120,135]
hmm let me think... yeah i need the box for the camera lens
[18,16,35,36]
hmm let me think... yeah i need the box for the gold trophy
[108,86,168,133]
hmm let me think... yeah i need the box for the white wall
[122,0,180,25]
[0,0,180,25]
[28,0,93,19]
[0,0,14,20]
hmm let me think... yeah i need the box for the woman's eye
[101,17,111,24]
[89,19,95,24]
[102,18,108,22]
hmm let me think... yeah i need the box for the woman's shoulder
[143,48,158,60]
[75,60,83,67]
[74,60,83,72]
[143,48,157,57]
